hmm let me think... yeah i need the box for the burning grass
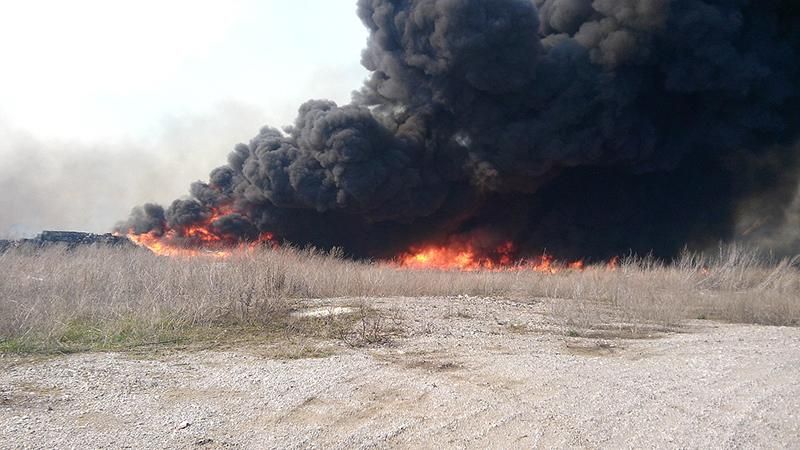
[0,244,797,353]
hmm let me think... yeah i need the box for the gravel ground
[1,296,799,449]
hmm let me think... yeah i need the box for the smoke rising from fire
[120,0,800,260]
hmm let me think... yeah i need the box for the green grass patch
[1,317,195,354]
[0,307,375,356]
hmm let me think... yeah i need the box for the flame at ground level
[125,230,277,258]
[123,226,613,271]
[120,206,278,258]
[395,242,588,273]
[120,209,612,270]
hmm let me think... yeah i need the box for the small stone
[177,421,191,430]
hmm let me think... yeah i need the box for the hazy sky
[0,0,368,236]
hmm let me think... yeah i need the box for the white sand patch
[290,306,356,319]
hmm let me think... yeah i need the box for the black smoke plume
[119,0,800,260]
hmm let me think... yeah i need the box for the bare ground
[1,295,799,449]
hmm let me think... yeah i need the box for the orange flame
[126,230,275,258]
[122,207,616,270]
[399,245,484,271]
[122,206,277,258]
[396,241,586,273]
[568,260,586,270]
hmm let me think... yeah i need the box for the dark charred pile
[0,231,134,252]
[119,0,800,261]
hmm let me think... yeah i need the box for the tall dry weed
[0,243,797,351]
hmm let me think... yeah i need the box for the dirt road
[2,296,799,449]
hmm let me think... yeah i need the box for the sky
[0,0,368,236]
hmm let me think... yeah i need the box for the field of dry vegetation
[0,244,798,353]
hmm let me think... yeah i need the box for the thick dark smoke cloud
[120,0,800,260]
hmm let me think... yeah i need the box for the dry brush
[0,244,797,352]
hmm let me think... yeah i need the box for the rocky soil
[1,296,799,449]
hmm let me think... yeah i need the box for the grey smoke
[0,102,268,238]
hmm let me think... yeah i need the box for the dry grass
[0,245,508,352]
[0,244,797,353]
[538,246,800,333]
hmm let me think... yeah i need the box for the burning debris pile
[119,0,800,266]
[0,231,134,252]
